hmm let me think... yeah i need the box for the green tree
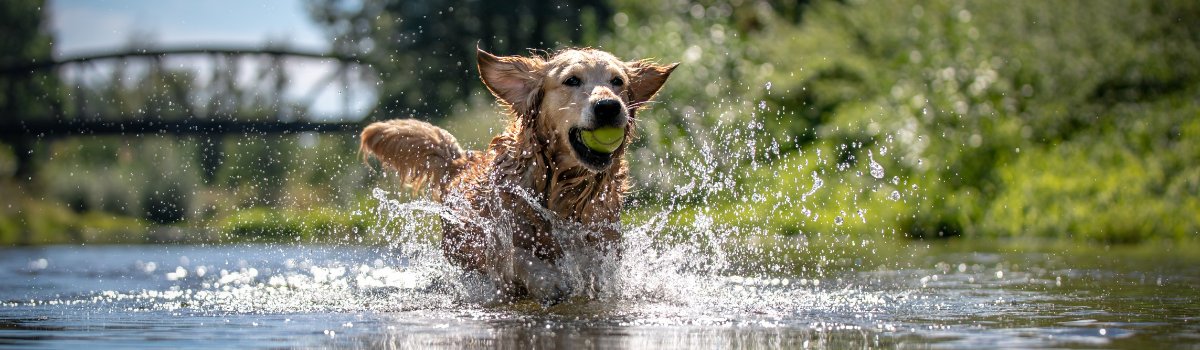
[1,0,59,178]
[307,0,612,123]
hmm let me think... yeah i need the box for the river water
[1,241,1196,349]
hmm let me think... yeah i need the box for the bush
[751,0,1200,241]
[605,0,1200,243]
[215,206,372,242]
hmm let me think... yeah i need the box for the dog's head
[478,48,677,172]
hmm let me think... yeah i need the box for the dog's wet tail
[360,119,471,198]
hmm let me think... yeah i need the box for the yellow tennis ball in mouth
[580,127,624,153]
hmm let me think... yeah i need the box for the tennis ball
[580,127,624,153]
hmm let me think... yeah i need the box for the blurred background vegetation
[1,0,1197,246]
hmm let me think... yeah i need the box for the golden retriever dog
[361,48,676,305]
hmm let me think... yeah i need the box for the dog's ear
[626,60,679,105]
[478,48,545,117]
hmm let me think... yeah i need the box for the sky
[45,0,373,119]
[49,0,330,58]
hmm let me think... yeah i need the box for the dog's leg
[510,246,572,306]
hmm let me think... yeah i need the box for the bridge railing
[1,47,378,178]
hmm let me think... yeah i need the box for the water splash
[341,115,906,309]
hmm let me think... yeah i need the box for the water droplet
[889,191,901,200]
[912,184,919,190]
[765,82,772,90]
[879,146,887,155]
[869,156,885,179]
[892,176,900,185]
[834,216,844,225]
[804,171,823,199]
[801,207,812,217]
[758,100,767,109]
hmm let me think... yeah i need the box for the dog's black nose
[592,99,624,126]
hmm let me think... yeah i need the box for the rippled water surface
[1,243,1198,349]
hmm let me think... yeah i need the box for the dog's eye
[610,77,624,86]
[563,76,581,86]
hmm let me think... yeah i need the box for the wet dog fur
[360,48,676,305]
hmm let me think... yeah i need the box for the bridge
[0,47,373,178]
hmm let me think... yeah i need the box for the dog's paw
[526,267,573,307]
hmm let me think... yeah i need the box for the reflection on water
[1,243,1197,349]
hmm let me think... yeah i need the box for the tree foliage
[0,0,59,122]
[752,0,1200,241]
[307,0,613,122]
